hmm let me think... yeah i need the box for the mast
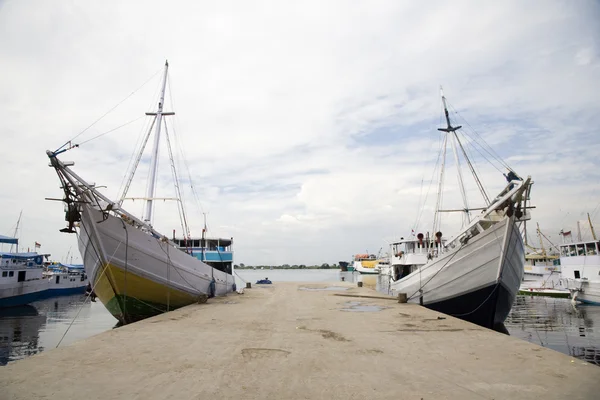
[10,211,22,253]
[144,60,170,224]
[433,134,448,234]
[536,223,546,256]
[438,88,470,224]
[588,213,597,241]
[202,212,207,263]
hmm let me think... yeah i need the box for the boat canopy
[47,263,84,270]
[0,252,50,259]
[0,235,18,245]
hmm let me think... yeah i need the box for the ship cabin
[0,252,50,284]
[559,240,600,280]
[174,237,234,275]
[0,234,49,285]
[389,234,446,282]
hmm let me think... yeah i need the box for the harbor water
[1,269,599,366]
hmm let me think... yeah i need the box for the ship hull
[390,216,524,329]
[78,205,234,324]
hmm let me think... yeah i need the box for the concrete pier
[2,282,599,399]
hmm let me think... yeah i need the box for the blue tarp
[256,279,272,284]
[0,252,49,260]
[0,235,18,245]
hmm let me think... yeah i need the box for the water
[1,269,599,366]
[0,294,116,365]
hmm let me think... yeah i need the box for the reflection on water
[0,294,116,366]
[505,295,600,366]
[341,270,600,366]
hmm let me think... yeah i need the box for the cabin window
[569,245,576,256]
[8,271,13,277]
[577,244,585,256]
[574,270,580,279]
[560,246,568,257]
[1,271,6,277]
[404,242,415,254]
[586,242,598,255]
[17,271,26,282]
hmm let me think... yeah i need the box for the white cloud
[0,0,599,265]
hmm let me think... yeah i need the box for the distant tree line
[234,263,336,270]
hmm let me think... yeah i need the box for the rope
[55,218,123,348]
[449,216,517,318]
[449,283,499,318]
[447,102,512,172]
[77,115,145,146]
[407,242,464,301]
[55,67,162,153]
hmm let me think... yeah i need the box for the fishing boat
[376,256,392,276]
[560,216,600,305]
[339,261,350,271]
[46,61,240,324]
[353,254,380,274]
[518,223,568,297]
[0,235,51,308]
[45,263,87,295]
[389,89,532,329]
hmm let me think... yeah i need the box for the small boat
[0,237,51,308]
[518,223,569,297]
[45,263,88,295]
[376,256,392,276]
[523,223,561,282]
[389,89,532,329]
[560,215,600,305]
[353,254,380,274]
[339,261,350,272]
[46,61,240,324]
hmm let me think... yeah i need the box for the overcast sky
[1,0,599,265]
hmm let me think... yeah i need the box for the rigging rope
[55,67,162,153]
[56,219,123,348]
[447,102,512,172]
[77,115,146,146]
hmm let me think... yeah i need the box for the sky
[0,0,599,265]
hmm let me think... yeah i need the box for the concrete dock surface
[2,282,599,399]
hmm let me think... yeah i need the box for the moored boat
[388,89,532,329]
[46,61,239,324]
[353,254,380,274]
[560,217,600,305]
[0,242,51,308]
[45,263,87,295]
[339,261,350,272]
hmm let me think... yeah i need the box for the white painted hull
[390,216,524,328]
[353,261,380,274]
[563,279,600,305]
[0,278,48,307]
[560,251,600,305]
[46,272,87,292]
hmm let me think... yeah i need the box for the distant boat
[1,234,51,308]
[560,215,600,304]
[46,61,239,324]
[339,261,349,271]
[389,89,532,329]
[518,223,568,297]
[44,263,87,295]
[353,254,380,274]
